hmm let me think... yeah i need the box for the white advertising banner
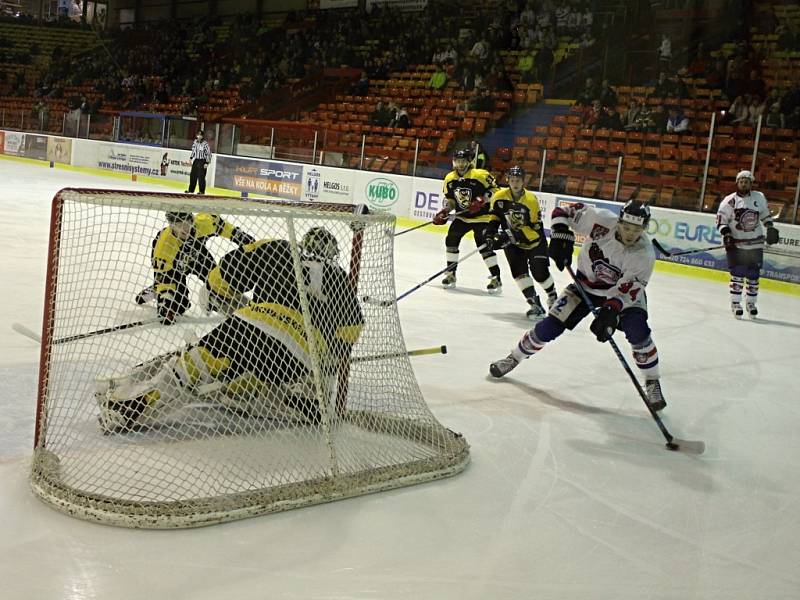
[353,170,413,218]
[319,0,358,8]
[3,131,24,156]
[366,0,427,10]
[72,139,192,182]
[301,165,355,205]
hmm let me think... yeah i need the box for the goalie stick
[13,315,221,345]
[565,265,705,455]
[363,244,488,306]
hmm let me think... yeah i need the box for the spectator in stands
[600,105,623,131]
[576,78,600,107]
[743,70,766,101]
[428,63,448,90]
[687,43,710,78]
[352,72,370,96]
[470,140,488,170]
[728,95,750,124]
[622,100,643,131]
[666,106,690,134]
[653,72,672,98]
[786,106,800,130]
[535,45,555,83]
[765,103,785,129]
[458,65,476,92]
[598,79,617,108]
[487,62,514,92]
[670,71,691,99]
[649,105,669,133]
[581,99,603,129]
[634,103,653,131]
[658,34,672,72]
[391,106,411,129]
[747,95,766,125]
[370,101,392,127]
[517,49,537,84]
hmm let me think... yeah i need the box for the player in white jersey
[488,200,667,412]
[716,170,780,318]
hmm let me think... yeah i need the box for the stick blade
[669,438,706,455]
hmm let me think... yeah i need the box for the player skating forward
[432,148,502,292]
[99,228,364,433]
[489,200,667,412]
[484,165,557,320]
[716,170,780,318]
[135,211,255,324]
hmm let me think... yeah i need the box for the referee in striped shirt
[186,130,211,194]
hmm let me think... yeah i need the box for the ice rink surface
[1,159,799,600]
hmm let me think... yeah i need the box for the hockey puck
[665,442,679,451]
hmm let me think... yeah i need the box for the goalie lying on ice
[97,229,364,434]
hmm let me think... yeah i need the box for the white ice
[1,160,799,600]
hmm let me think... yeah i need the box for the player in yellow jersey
[135,211,255,324]
[97,227,364,433]
[433,148,502,292]
[485,166,557,320]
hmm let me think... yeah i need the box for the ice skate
[644,379,667,412]
[746,302,758,318]
[135,285,156,305]
[731,302,743,318]
[489,354,519,378]
[525,296,546,321]
[486,276,502,294]
[441,272,456,289]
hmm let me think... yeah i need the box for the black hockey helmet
[166,211,193,225]
[453,147,473,161]
[618,200,651,228]
[301,227,339,261]
[507,165,526,179]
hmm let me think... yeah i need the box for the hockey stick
[565,265,705,455]
[652,237,796,259]
[12,315,221,345]
[351,345,447,363]
[362,243,488,306]
[394,209,469,237]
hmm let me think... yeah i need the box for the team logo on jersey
[734,208,759,232]
[506,206,528,230]
[589,224,610,239]
[588,243,622,284]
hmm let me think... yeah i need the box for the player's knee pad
[619,308,651,346]
[730,264,750,278]
[745,267,760,280]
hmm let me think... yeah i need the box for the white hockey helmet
[735,170,754,182]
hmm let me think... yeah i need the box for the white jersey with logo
[716,190,773,250]
[552,204,654,310]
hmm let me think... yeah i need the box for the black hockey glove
[766,225,779,245]
[486,230,510,250]
[157,291,185,326]
[548,224,575,271]
[590,304,620,343]
[232,228,256,247]
[720,226,735,249]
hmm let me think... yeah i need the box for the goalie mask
[300,227,339,261]
[166,211,193,226]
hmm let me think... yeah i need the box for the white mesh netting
[30,188,469,528]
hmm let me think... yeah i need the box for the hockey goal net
[30,188,469,528]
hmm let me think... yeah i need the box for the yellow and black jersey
[209,239,364,353]
[152,213,247,286]
[489,187,545,249]
[442,168,498,223]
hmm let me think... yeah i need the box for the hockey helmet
[453,148,473,161]
[735,170,753,182]
[507,165,526,179]
[618,200,650,228]
[166,211,193,225]
[301,227,339,261]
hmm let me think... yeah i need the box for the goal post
[30,188,469,528]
